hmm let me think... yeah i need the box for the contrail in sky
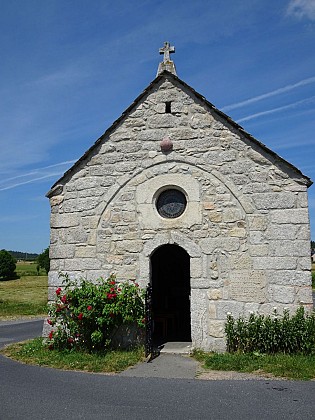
[0,160,77,191]
[237,96,315,123]
[0,173,64,191]
[222,76,315,111]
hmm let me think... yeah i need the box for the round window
[156,189,187,219]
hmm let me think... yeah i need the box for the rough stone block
[75,246,96,258]
[249,244,269,256]
[267,270,311,286]
[298,257,312,270]
[190,258,203,278]
[269,240,311,257]
[216,301,244,319]
[265,224,299,240]
[50,245,75,259]
[248,215,267,231]
[51,214,79,228]
[222,208,243,223]
[269,285,295,304]
[200,238,240,254]
[208,303,217,318]
[148,114,175,128]
[229,227,246,238]
[252,193,296,209]
[116,241,143,254]
[169,127,198,140]
[208,320,225,338]
[253,257,297,270]
[66,227,88,244]
[295,287,314,304]
[270,208,309,224]
[207,289,223,300]
[230,253,252,270]
[64,258,102,271]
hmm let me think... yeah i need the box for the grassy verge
[1,338,145,373]
[0,275,48,319]
[192,350,315,381]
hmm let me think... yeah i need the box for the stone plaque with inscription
[229,271,266,303]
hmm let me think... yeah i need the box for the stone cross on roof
[160,41,175,62]
[157,41,177,77]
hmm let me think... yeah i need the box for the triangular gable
[47,71,312,197]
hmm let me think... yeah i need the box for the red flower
[118,288,121,292]
[61,295,67,303]
[107,293,117,299]
[47,319,53,326]
[110,280,115,285]
[78,313,83,320]
[67,337,74,343]
[56,287,62,296]
[87,305,92,311]
[135,283,139,287]
[48,331,54,340]
[110,288,115,292]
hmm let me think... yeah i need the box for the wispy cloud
[1,161,76,183]
[237,96,315,123]
[0,160,76,192]
[286,0,315,21]
[222,76,315,111]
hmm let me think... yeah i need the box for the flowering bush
[47,274,145,352]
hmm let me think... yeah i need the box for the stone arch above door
[138,232,202,289]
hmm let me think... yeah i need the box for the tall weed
[225,307,315,354]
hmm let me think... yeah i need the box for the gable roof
[47,71,312,197]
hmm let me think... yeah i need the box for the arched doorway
[150,244,191,343]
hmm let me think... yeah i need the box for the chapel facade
[45,43,313,351]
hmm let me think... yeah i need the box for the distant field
[16,261,46,277]
[0,268,48,319]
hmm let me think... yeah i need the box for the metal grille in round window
[156,189,187,219]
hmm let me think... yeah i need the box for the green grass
[15,261,46,277]
[312,263,315,289]
[1,338,145,373]
[192,349,315,381]
[0,275,48,319]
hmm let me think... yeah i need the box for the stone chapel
[45,42,313,351]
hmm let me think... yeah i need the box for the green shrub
[0,249,16,280]
[37,248,50,275]
[47,274,145,352]
[312,271,315,289]
[225,307,315,355]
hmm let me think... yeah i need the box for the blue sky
[0,0,314,253]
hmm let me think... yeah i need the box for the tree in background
[37,248,50,275]
[0,249,16,280]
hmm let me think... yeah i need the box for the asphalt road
[1,319,315,419]
[0,318,44,349]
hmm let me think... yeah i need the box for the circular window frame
[155,187,187,219]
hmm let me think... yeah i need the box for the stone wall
[46,74,312,350]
